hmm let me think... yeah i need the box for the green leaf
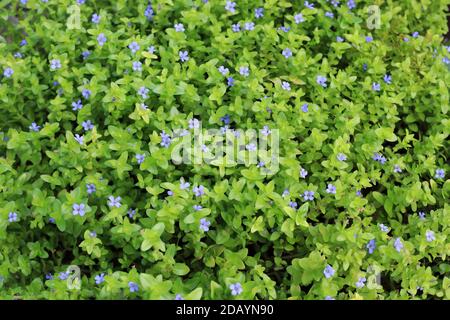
[185,288,203,300]
[172,263,190,276]
[141,223,166,252]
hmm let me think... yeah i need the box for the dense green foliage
[0,0,449,300]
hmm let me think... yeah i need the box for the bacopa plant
[0,0,449,300]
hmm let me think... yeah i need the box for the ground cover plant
[0,0,449,300]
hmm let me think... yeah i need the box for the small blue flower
[128,281,139,293]
[337,153,347,161]
[49,217,56,224]
[14,52,23,58]
[325,12,334,18]
[132,61,142,72]
[365,36,373,43]
[289,201,298,209]
[20,39,27,46]
[383,74,392,84]
[92,13,100,24]
[379,224,389,232]
[225,1,236,13]
[418,211,425,220]
[246,143,257,151]
[189,118,200,129]
[261,125,271,136]
[59,272,69,280]
[425,230,435,242]
[144,4,154,20]
[160,131,172,148]
[316,75,327,87]
[95,273,105,284]
[294,13,304,24]
[282,189,290,197]
[86,183,96,195]
[372,82,381,91]
[304,1,314,9]
[279,26,290,32]
[148,46,156,54]
[128,41,140,54]
[281,81,291,91]
[175,294,184,300]
[193,205,203,211]
[82,120,94,131]
[127,208,136,219]
[29,122,41,132]
[82,88,92,99]
[301,103,309,113]
[8,212,18,223]
[239,66,249,77]
[231,23,240,32]
[362,63,368,71]
[200,218,211,231]
[394,164,402,173]
[3,67,13,78]
[107,196,122,208]
[45,273,53,280]
[282,48,292,59]
[303,190,315,201]
[244,22,255,31]
[347,0,356,9]
[372,152,387,164]
[179,50,189,62]
[323,265,335,279]
[336,36,344,42]
[326,184,336,194]
[220,126,231,135]
[136,154,145,164]
[412,31,419,38]
[403,37,409,42]
[227,76,235,87]
[74,134,84,145]
[300,168,308,178]
[179,178,190,190]
[50,59,61,70]
[72,100,83,111]
[218,65,229,76]
[97,33,107,46]
[174,23,185,32]
[435,168,445,179]
[355,277,366,288]
[366,239,376,254]
[82,51,91,60]
[193,185,205,197]
[394,237,403,252]
[138,86,149,99]
[229,283,243,296]
[324,296,335,300]
[72,203,86,216]
[255,7,264,19]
